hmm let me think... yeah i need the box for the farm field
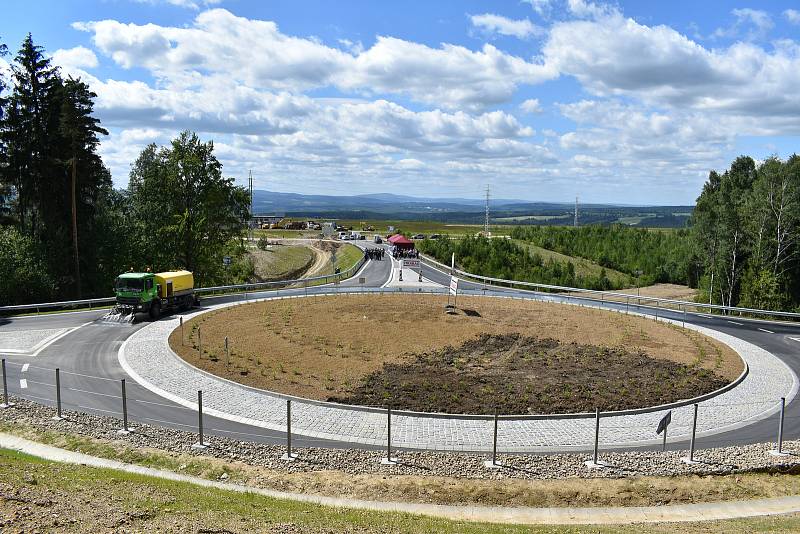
[171,294,741,414]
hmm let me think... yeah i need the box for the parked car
[373,235,383,243]
[412,233,426,239]
[429,233,441,239]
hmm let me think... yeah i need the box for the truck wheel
[180,295,191,311]
[149,301,161,321]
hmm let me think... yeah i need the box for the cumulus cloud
[132,0,222,10]
[523,0,555,17]
[520,98,543,113]
[785,9,800,25]
[62,3,800,202]
[566,0,615,19]
[712,8,773,41]
[469,13,544,39]
[543,11,800,123]
[52,46,98,76]
[76,9,555,110]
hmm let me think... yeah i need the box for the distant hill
[251,190,692,228]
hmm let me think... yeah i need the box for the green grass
[2,446,800,533]
[250,244,315,281]
[319,242,363,276]
[511,239,631,287]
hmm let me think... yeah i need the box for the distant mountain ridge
[251,190,693,228]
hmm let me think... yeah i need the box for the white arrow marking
[21,364,29,373]
[19,379,27,389]
[789,337,800,343]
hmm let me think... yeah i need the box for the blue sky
[2,0,800,204]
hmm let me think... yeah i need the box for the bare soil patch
[170,294,742,414]
[327,333,728,414]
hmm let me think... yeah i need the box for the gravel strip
[2,395,799,481]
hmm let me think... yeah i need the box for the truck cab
[114,270,195,320]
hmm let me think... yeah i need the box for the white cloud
[566,0,615,19]
[395,158,425,170]
[785,9,800,25]
[469,13,544,39]
[132,0,222,10]
[523,0,555,17]
[52,46,98,76]
[712,8,773,41]
[543,12,800,125]
[76,9,556,110]
[520,98,543,113]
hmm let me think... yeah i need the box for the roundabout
[169,294,742,415]
[119,284,794,452]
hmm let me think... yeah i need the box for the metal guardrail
[0,250,367,316]
[420,254,800,321]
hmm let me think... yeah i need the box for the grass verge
[2,445,800,532]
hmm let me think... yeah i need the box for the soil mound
[328,333,728,414]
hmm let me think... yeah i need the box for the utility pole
[574,195,579,227]
[248,170,253,243]
[484,185,490,236]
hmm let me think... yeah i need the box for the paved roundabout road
[2,245,800,455]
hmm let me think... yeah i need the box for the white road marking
[19,379,27,389]
[789,337,800,343]
[21,364,29,372]
[727,320,743,325]
[697,314,713,319]
[29,321,94,358]
[758,328,775,334]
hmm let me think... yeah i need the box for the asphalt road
[1,247,799,454]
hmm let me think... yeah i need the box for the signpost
[403,258,422,283]
[446,253,458,312]
[656,410,672,451]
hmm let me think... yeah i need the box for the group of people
[391,247,419,259]
[365,248,385,260]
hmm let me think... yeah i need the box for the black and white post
[485,407,503,468]
[117,378,134,435]
[282,399,298,461]
[192,390,207,449]
[682,404,700,464]
[770,397,789,457]
[1,359,13,409]
[53,368,63,421]
[585,407,605,469]
[381,405,398,465]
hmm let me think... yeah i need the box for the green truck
[111,270,196,321]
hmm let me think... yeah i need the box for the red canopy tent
[388,234,415,250]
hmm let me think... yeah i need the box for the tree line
[509,225,696,287]
[691,155,800,311]
[0,34,250,305]
[418,235,622,291]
